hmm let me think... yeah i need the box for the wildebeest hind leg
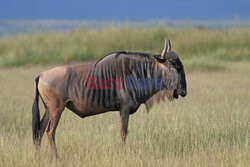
[37,108,50,147]
[46,106,64,158]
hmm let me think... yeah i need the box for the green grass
[0,27,250,69]
[0,63,249,167]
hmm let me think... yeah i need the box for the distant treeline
[0,27,249,69]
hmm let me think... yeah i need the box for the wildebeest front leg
[120,111,129,144]
[119,103,133,144]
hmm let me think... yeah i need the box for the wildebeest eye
[171,61,178,67]
[171,61,181,71]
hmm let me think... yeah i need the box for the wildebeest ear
[161,38,171,59]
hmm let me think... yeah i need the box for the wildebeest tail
[32,76,40,144]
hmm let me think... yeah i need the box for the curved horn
[167,39,171,52]
[165,39,178,60]
[161,38,168,59]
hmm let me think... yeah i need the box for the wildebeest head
[160,39,187,99]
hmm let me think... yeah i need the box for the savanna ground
[0,62,249,167]
[0,27,249,166]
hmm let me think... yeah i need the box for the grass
[0,26,249,166]
[0,62,249,167]
[0,27,250,69]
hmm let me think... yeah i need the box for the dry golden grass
[0,62,249,167]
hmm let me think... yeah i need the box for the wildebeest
[32,39,187,157]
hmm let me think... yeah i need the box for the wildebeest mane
[94,51,161,67]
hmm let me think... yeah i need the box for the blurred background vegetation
[0,27,249,70]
